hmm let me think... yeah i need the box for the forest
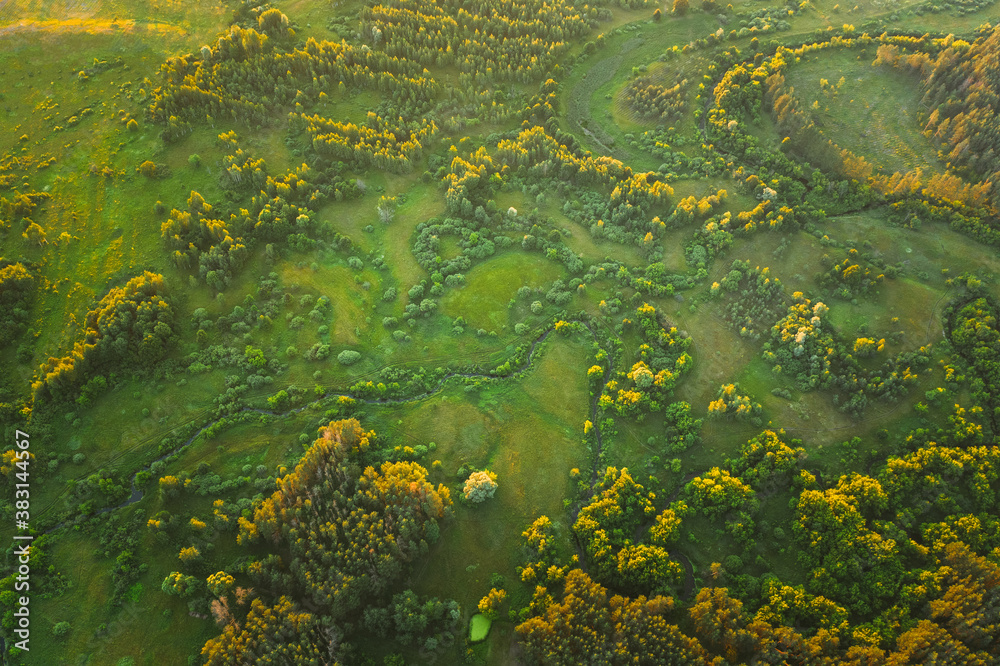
[1,0,999,663]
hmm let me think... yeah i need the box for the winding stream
[44,319,609,527]
[40,314,697,602]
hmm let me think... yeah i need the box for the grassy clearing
[32,506,217,666]
[279,261,382,346]
[441,252,565,331]
[35,414,323,665]
[381,338,591,658]
[0,26,221,370]
[784,48,942,176]
[890,4,1000,34]
[562,13,718,167]
[522,338,592,427]
[385,180,444,290]
[822,210,1000,284]
[670,307,755,414]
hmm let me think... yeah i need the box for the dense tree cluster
[237,419,450,609]
[32,272,175,405]
[493,126,674,235]
[659,401,702,454]
[763,291,926,414]
[201,419,451,658]
[149,18,435,128]
[517,569,710,665]
[792,473,905,615]
[362,590,461,650]
[572,467,683,591]
[946,296,1000,432]
[161,190,249,288]
[818,249,886,300]
[0,260,35,346]
[599,303,692,416]
[363,0,591,85]
[686,467,757,519]
[707,383,763,422]
[711,261,786,340]
[203,596,334,664]
[905,26,1000,200]
[622,76,687,123]
[730,429,805,492]
[763,292,835,389]
[300,111,437,173]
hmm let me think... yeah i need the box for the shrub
[337,350,362,366]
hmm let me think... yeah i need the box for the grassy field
[4,0,1000,662]
[350,336,593,662]
[441,252,566,331]
[784,47,943,176]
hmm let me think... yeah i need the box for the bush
[53,621,71,637]
[337,350,362,366]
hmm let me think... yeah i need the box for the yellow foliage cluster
[178,546,201,562]
[302,111,437,173]
[708,383,762,419]
[365,0,590,84]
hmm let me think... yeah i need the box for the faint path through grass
[566,37,644,160]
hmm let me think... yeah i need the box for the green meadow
[3,0,1000,662]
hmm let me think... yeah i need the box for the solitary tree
[673,0,689,14]
[377,195,398,224]
[138,160,158,178]
[463,470,498,503]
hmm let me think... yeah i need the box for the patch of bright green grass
[469,613,492,642]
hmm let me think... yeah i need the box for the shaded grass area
[346,336,594,662]
[30,510,218,666]
[31,410,319,665]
